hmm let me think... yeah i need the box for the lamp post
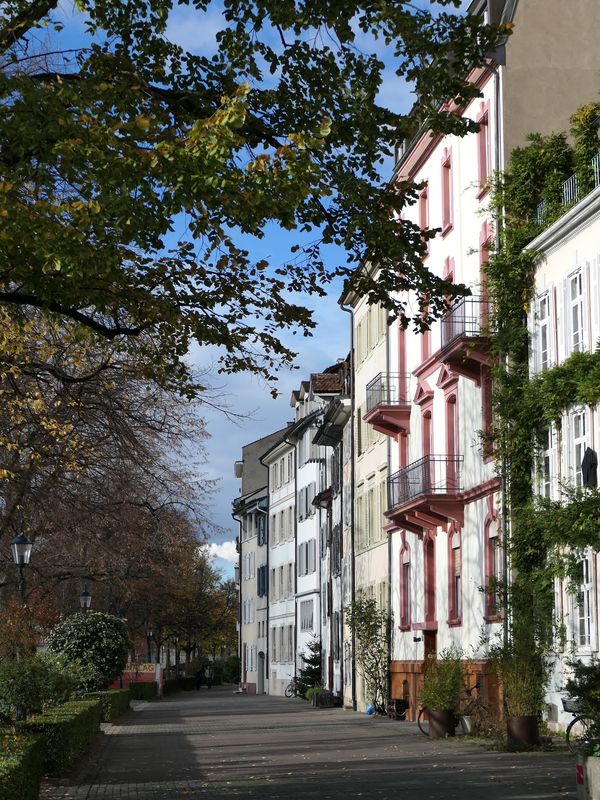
[10,533,32,601]
[79,585,92,613]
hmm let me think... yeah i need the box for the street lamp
[10,533,32,601]
[79,584,92,613]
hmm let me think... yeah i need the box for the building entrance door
[257,651,265,694]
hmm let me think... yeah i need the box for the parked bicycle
[284,676,302,698]
[418,682,486,737]
[563,698,596,754]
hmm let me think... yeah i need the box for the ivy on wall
[484,101,600,660]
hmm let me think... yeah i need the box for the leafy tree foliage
[298,636,322,695]
[0,1,507,391]
[46,611,130,691]
[345,596,389,711]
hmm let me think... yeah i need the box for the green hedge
[162,678,179,696]
[85,689,130,721]
[19,699,102,777]
[128,681,158,701]
[0,734,45,800]
[178,676,197,691]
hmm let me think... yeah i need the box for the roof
[311,372,342,393]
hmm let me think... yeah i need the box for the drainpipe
[283,430,299,680]
[385,310,393,701]
[231,508,243,691]
[340,301,357,710]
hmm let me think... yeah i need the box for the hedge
[0,734,45,800]
[128,681,158,701]
[162,678,180,696]
[18,699,102,777]
[85,689,130,721]
[178,676,197,692]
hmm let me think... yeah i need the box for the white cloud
[208,540,238,564]
[166,6,225,55]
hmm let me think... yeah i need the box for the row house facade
[525,184,600,730]
[232,0,600,717]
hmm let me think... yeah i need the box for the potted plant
[490,641,548,749]
[419,647,466,738]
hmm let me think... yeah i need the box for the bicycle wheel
[284,682,295,698]
[417,707,429,736]
[566,715,595,754]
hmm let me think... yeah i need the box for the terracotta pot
[507,715,539,748]
[428,708,457,739]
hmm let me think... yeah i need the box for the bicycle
[284,676,302,698]
[563,698,596,754]
[418,682,486,737]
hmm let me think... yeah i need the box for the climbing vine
[485,103,600,665]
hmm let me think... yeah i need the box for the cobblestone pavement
[41,686,577,800]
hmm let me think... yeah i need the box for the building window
[424,535,436,623]
[300,599,314,632]
[400,544,411,630]
[540,426,555,499]
[298,539,317,576]
[441,149,453,234]
[569,271,584,354]
[476,101,491,196]
[485,515,503,620]
[418,185,429,257]
[537,293,551,371]
[448,528,462,624]
[573,552,595,649]
[570,408,587,487]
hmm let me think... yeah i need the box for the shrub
[222,655,240,684]
[565,658,600,744]
[163,679,180,696]
[178,676,196,692]
[0,734,45,800]
[128,681,158,701]
[46,612,130,692]
[0,654,77,721]
[420,647,466,711]
[19,699,102,777]
[85,689,130,722]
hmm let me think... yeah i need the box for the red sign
[576,764,584,785]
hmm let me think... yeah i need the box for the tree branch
[0,0,60,54]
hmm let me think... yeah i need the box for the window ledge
[476,184,490,201]
[441,221,453,238]
[447,617,462,628]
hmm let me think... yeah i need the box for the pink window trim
[476,101,491,199]
[419,185,429,258]
[399,534,412,630]
[424,532,436,625]
[441,148,453,236]
[484,497,503,622]
[481,366,494,463]
[447,525,462,626]
[445,389,459,489]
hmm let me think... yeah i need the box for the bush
[0,654,77,721]
[163,678,180,696]
[46,612,130,692]
[178,676,197,692]
[420,647,466,711]
[0,734,45,800]
[128,681,158,701]
[565,658,600,745]
[222,655,240,684]
[85,689,130,722]
[19,699,102,777]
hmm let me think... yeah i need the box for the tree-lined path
[42,687,575,799]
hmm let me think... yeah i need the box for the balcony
[386,454,465,534]
[439,296,491,384]
[363,373,412,437]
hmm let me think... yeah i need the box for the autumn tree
[0,1,508,392]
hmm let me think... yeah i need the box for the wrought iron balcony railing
[440,296,487,350]
[365,373,411,414]
[388,454,463,510]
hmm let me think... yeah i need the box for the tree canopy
[0,0,507,392]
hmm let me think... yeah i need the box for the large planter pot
[577,755,600,800]
[507,715,539,748]
[428,709,456,739]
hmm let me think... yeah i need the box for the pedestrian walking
[204,663,214,689]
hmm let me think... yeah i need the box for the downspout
[258,452,272,694]
[340,301,357,710]
[385,309,393,703]
[283,430,299,679]
[231,508,243,691]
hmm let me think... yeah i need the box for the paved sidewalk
[42,686,576,799]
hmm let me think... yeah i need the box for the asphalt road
[42,685,576,799]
